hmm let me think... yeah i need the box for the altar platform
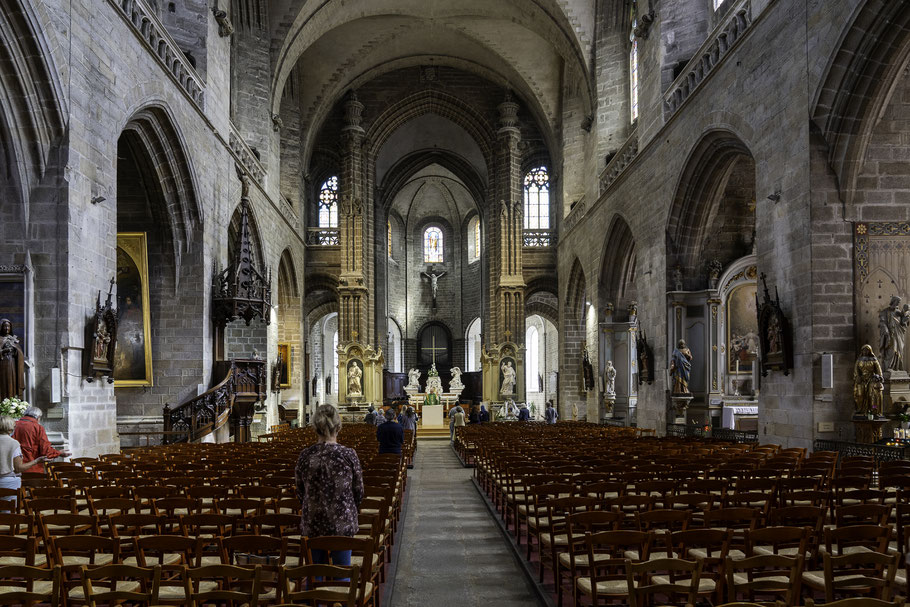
[416,422,451,440]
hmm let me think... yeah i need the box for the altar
[422,404,444,426]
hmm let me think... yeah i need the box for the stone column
[494,92,526,345]
[337,91,368,346]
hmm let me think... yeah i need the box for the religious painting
[726,283,759,374]
[346,359,364,396]
[277,342,291,388]
[114,233,153,386]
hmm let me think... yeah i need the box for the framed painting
[114,233,153,386]
[726,283,759,374]
[277,342,291,388]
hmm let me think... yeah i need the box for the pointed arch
[666,130,755,288]
[599,214,638,320]
[811,0,910,209]
[122,105,202,269]
[0,0,66,219]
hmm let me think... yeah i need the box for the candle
[735,359,740,375]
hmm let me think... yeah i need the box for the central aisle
[388,442,543,606]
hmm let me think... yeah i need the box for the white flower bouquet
[0,397,27,419]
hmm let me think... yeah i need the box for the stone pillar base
[670,395,694,424]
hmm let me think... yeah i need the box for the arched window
[713,0,725,9]
[387,320,402,373]
[630,19,639,123]
[523,167,550,230]
[467,216,480,262]
[387,221,392,258]
[466,318,482,372]
[331,329,338,394]
[318,176,338,228]
[526,325,539,392]
[424,226,443,263]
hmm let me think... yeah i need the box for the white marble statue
[448,366,464,391]
[347,361,363,396]
[604,360,617,395]
[500,360,516,396]
[406,367,421,390]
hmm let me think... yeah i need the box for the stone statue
[853,344,884,417]
[0,320,25,401]
[582,350,594,391]
[347,361,363,396]
[500,360,516,396]
[406,368,421,390]
[669,339,693,395]
[879,295,910,371]
[449,366,464,391]
[421,268,447,305]
[672,266,683,291]
[604,360,617,395]
[572,402,578,421]
[708,259,723,288]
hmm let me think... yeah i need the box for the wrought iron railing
[523,230,555,247]
[306,228,340,246]
[666,423,757,443]
[813,439,909,463]
[712,428,759,444]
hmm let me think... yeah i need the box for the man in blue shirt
[376,408,404,454]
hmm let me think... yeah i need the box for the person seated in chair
[376,408,404,455]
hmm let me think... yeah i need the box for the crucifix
[426,334,446,364]
[421,267,447,309]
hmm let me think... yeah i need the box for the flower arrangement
[0,397,27,419]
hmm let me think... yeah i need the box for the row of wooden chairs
[0,562,365,607]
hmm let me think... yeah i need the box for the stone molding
[663,0,760,117]
[107,0,205,108]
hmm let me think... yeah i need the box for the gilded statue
[853,344,884,417]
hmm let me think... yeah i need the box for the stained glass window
[318,176,338,228]
[630,25,639,123]
[424,226,443,263]
[468,216,480,262]
[523,167,550,230]
[387,221,392,257]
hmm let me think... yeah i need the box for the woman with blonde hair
[295,404,363,566]
[0,416,46,504]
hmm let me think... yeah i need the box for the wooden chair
[184,564,261,607]
[0,564,61,606]
[79,563,161,606]
[0,535,40,568]
[625,556,703,607]
[725,553,803,605]
[279,564,360,607]
[665,528,734,604]
[576,530,653,606]
[814,551,901,602]
[558,511,623,607]
[802,598,906,607]
[303,536,377,607]
[135,535,201,604]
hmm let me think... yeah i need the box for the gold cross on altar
[504,329,512,340]
[351,330,359,340]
